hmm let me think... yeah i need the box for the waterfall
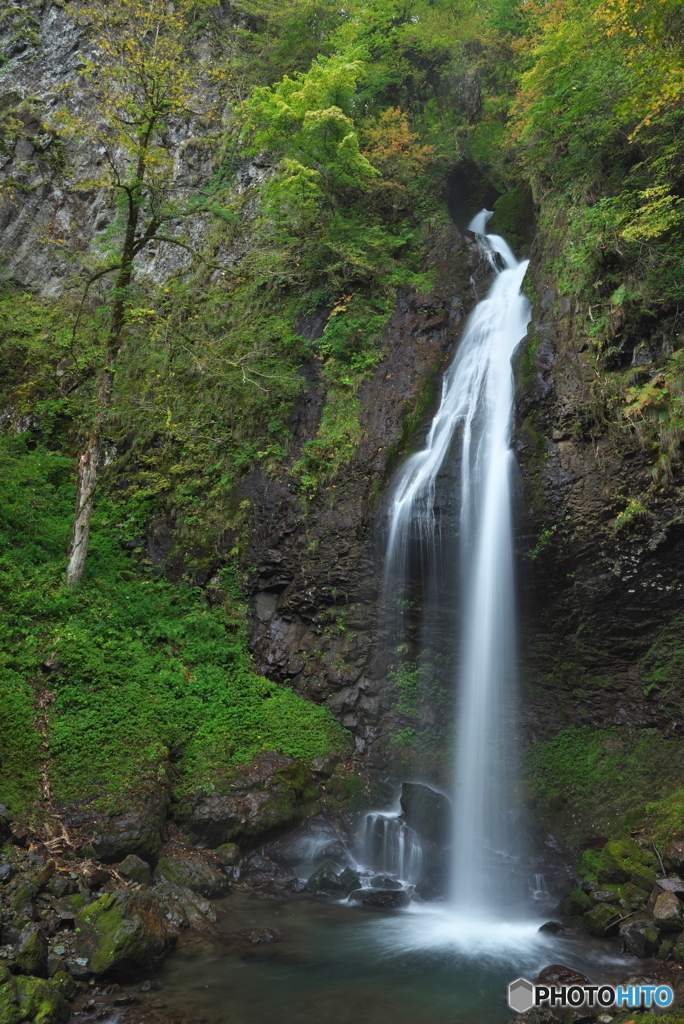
[361,812,424,885]
[383,210,531,915]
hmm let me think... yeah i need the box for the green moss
[560,888,591,916]
[0,436,348,817]
[525,725,684,847]
[74,891,166,979]
[489,186,534,255]
[0,967,70,1024]
[597,838,649,883]
[578,848,601,881]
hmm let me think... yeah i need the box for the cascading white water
[383,209,531,915]
[361,812,424,885]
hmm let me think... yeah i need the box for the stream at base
[110,895,646,1024]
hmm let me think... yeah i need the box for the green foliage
[525,725,684,847]
[0,435,348,815]
[505,0,684,478]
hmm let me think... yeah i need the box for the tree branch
[71,264,123,349]
[150,235,226,270]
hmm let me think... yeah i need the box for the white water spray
[383,209,531,915]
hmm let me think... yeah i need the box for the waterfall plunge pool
[104,894,647,1024]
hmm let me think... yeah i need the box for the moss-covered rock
[178,754,318,847]
[115,854,151,885]
[583,903,622,936]
[0,965,70,1024]
[152,854,229,898]
[597,839,648,883]
[560,888,591,916]
[50,971,76,1001]
[74,889,172,980]
[623,882,650,908]
[630,865,658,891]
[306,860,345,896]
[214,844,240,867]
[15,923,48,977]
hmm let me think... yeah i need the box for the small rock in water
[140,979,162,992]
[535,964,589,987]
[230,928,283,944]
[538,921,564,934]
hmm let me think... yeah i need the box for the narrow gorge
[2,1,684,1022]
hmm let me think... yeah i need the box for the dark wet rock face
[517,239,684,746]
[177,753,318,847]
[58,787,170,864]
[399,783,451,846]
[242,226,475,763]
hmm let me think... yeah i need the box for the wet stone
[348,888,410,909]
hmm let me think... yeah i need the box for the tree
[55,0,217,586]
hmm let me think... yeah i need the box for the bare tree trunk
[66,439,100,587]
[65,300,125,586]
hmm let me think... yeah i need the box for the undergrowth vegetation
[0,435,347,816]
[525,726,684,847]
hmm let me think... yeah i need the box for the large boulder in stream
[399,783,451,846]
[177,754,318,847]
[306,861,359,896]
[73,889,173,980]
[348,888,410,909]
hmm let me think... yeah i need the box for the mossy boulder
[589,887,623,904]
[115,854,152,885]
[560,889,591,916]
[306,860,345,896]
[673,932,684,967]
[597,839,652,884]
[630,865,658,891]
[578,848,602,880]
[0,965,70,1024]
[623,882,650,907]
[178,754,318,847]
[665,840,684,873]
[15,923,48,977]
[214,844,240,867]
[74,889,173,980]
[583,903,622,936]
[152,854,229,898]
